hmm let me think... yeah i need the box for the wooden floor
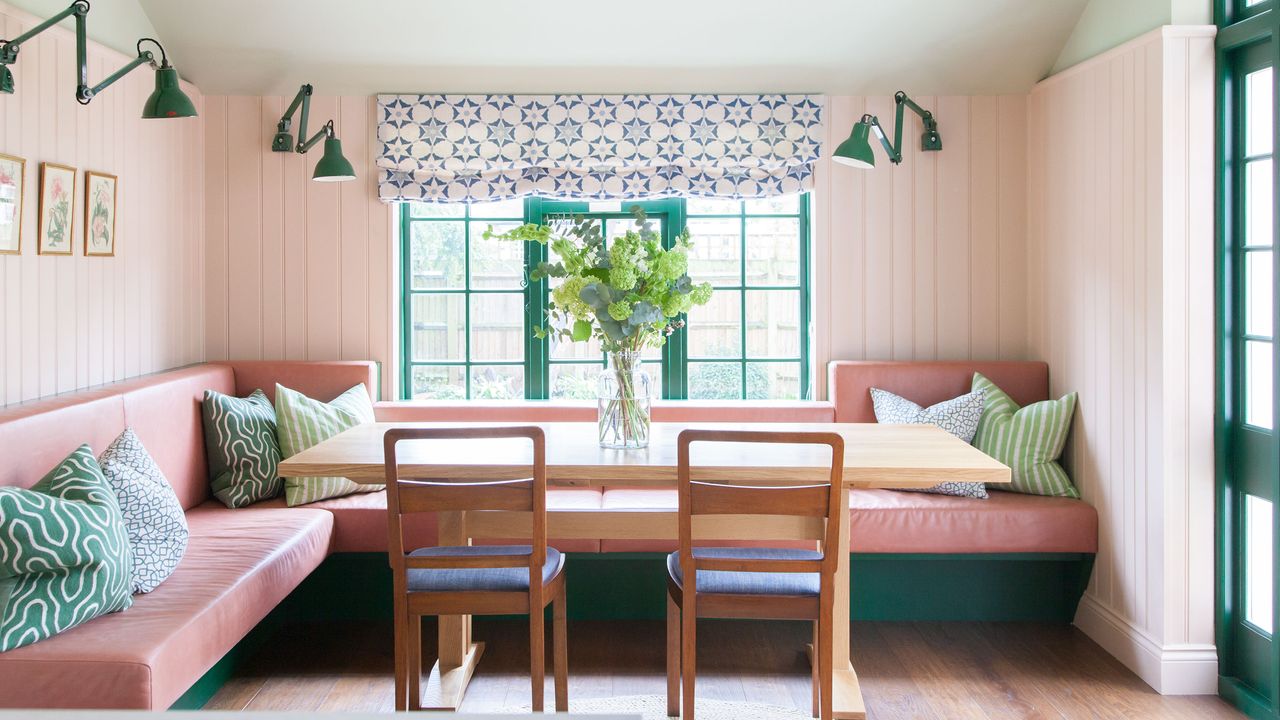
[207,619,1243,719]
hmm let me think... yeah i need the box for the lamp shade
[313,136,356,182]
[832,121,875,169]
[141,65,197,119]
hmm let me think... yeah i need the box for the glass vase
[597,350,652,449]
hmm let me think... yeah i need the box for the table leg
[422,510,484,710]
[830,489,867,720]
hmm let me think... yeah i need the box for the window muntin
[401,195,810,400]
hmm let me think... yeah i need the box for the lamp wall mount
[0,1,196,118]
[271,83,356,182]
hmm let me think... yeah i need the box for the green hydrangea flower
[553,276,593,318]
[609,265,639,290]
[690,282,713,306]
[607,301,632,321]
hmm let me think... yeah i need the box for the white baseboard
[1073,597,1218,694]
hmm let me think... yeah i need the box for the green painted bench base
[171,551,1094,708]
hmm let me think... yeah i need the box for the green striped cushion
[275,383,381,507]
[971,373,1079,498]
[0,445,133,651]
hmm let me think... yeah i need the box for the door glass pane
[687,290,741,358]
[469,365,524,399]
[1246,494,1275,634]
[470,222,523,289]
[688,362,742,400]
[1249,67,1274,156]
[745,218,801,285]
[1247,159,1273,247]
[410,222,466,289]
[745,290,801,358]
[469,293,524,361]
[1247,340,1274,429]
[411,294,465,362]
[686,218,741,285]
[746,362,802,400]
[550,363,601,400]
[409,365,466,400]
[1247,250,1274,337]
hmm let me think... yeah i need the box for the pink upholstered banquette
[0,359,1097,710]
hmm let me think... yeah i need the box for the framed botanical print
[84,171,117,257]
[0,153,23,255]
[37,162,75,255]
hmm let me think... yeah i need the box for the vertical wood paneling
[1028,27,1217,692]
[0,1,204,407]
[208,93,1029,401]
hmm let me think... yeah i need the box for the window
[400,195,811,400]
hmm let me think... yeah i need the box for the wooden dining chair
[666,429,844,720]
[383,426,568,713]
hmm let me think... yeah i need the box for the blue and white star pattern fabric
[376,94,824,203]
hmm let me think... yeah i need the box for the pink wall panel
[0,1,204,407]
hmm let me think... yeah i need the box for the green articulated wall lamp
[271,84,356,182]
[0,1,196,118]
[833,91,941,169]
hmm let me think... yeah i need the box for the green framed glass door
[523,198,687,400]
[1219,11,1280,716]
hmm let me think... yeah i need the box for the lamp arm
[0,0,88,64]
[893,90,940,138]
[80,50,151,104]
[298,119,334,154]
[864,114,901,164]
[275,84,315,152]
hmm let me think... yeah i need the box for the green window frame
[399,195,811,401]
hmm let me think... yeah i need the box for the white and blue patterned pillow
[99,429,189,593]
[869,387,989,499]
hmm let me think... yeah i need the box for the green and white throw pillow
[202,389,283,508]
[275,383,380,506]
[0,445,133,652]
[972,373,1079,498]
[870,387,988,499]
[98,429,189,593]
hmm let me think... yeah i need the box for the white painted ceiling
[135,0,1091,96]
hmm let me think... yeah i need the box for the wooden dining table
[278,421,1010,720]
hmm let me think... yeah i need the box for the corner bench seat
[0,503,332,710]
[594,487,1098,554]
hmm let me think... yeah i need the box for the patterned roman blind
[375,94,824,203]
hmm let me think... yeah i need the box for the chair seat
[407,545,564,592]
[667,547,822,596]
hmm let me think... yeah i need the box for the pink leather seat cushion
[596,487,1097,554]
[0,502,332,710]
[220,360,378,403]
[284,488,605,553]
[851,488,1097,553]
[599,488,818,553]
[829,360,1049,422]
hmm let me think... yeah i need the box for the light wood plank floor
[206,619,1243,719]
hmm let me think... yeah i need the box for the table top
[277,422,1010,489]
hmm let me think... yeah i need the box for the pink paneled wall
[1027,26,1216,693]
[811,95,1029,401]
[0,1,205,407]
[203,94,1031,401]
[202,96,393,398]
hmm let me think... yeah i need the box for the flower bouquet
[487,207,713,448]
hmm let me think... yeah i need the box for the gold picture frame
[0,153,24,255]
[37,162,76,256]
[84,171,117,257]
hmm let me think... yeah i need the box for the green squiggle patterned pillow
[202,389,282,508]
[0,445,133,652]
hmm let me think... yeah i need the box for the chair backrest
[677,429,844,588]
[383,426,547,584]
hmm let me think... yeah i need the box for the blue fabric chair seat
[666,547,822,596]
[407,545,563,592]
